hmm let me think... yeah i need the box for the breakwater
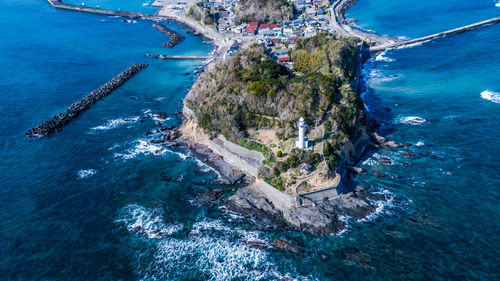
[25,64,148,137]
[45,0,160,20]
[152,23,185,47]
[371,16,500,52]
[145,54,212,60]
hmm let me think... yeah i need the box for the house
[246,22,259,34]
[283,26,293,36]
[305,7,316,16]
[277,55,291,65]
[306,17,318,26]
[270,38,281,44]
[293,20,304,27]
[229,42,240,51]
[295,0,306,9]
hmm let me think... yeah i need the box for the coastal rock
[371,132,386,144]
[194,188,228,206]
[351,166,365,174]
[374,172,387,178]
[384,141,401,148]
[226,186,375,235]
[272,239,301,253]
[401,151,415,158]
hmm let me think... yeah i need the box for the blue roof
[318,17,327,21]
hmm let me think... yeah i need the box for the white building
[295,117,309,149]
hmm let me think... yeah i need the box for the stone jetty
[152,23,185,47]
[25,64,148,137]
[145,54,212,60]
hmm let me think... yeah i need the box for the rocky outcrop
[226,185,375,235]
[152,23,185,47]
[25,64,148,137]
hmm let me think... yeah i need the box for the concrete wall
[206,137,261,177]
[258,181,294,211]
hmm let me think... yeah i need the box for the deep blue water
[0,0,499,280]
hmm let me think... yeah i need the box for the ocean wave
[77,169,96,179]
[480,90,500,103]
[114,139,167,160]
[143,109,170,122]
[375,51,395,62]
[416,141,425,146]
[136,218,313,281]
[398,116,427,125]
[91,116,139,130]
[116,204,183,239]
[393,40,430,50]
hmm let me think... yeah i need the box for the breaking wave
[398,116,427,125]
[91,116,139,130]
[77,169,96,179]
[375,51,395,62]
[116,204,183,239]
[114,139,167,160]
[132,218,313,280]
[480,90,500,103]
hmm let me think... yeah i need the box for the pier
[145,54,212,60]
[26,64,148,137]
[45,0,163,19]
[370,16,500,52]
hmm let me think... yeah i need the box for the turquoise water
[1,0,499,280]
[64,0,159,14]
[347,0,500,37]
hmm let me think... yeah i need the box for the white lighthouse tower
[295,117,308,149]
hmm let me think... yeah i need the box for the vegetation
[186,34,366,190]
[235,0,294,24]
[186,3,215,26]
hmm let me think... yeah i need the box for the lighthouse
[295,117,308,149]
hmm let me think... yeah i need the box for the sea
[0,0,498,280]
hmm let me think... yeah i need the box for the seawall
[26,64,148,137]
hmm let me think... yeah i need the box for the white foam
[114,139,166,160]
[358,189,395,223]
[375,51,395,62]
[91,116,139,130]
[116,204,183,239]
[143,109,171,122]
[77,169,96,179]
[134,218,311,281]
[416,141,425,146]
[496,2,500,7]
[398,116,427,125]
[480,90,500,103]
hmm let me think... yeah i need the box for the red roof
[260,23,279,29]
[277,56,291,62]
[246,25,257,33]
[270,38,281,43]
[249,21,259,27]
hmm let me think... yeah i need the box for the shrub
[276,150,283,157]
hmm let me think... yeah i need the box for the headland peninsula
[39,0,500,234]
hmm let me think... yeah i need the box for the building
[295,117,309,149]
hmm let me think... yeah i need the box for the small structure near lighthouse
[295,117,309,149]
